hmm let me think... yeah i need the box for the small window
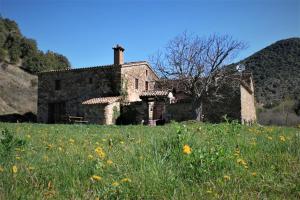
[55,80,61,90]
[145,81,148,91]
[146,70,148,76]
[89,77,93,84]
[135,78,139,90]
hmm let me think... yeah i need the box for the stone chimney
[113,44,125,65]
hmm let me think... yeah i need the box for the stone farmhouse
[37,45,256,125]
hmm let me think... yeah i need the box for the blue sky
[1,0,299,68]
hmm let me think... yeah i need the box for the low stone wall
[165,102,194,122]
[83,104,105,124]
[117,101,148,125]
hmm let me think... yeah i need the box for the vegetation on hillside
[0,122,299,199]
[243,38,300,106]
[0,17,70,73]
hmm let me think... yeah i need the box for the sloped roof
[140,90,169,97]
[38,61,148,74]
[82,96,121,105]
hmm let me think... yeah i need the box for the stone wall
[104,102,120,125]
[240,78,257,124]
[165,102,194,122]
[116,101,148,125]
[83,104,106,124]
[121,63,158,102]
[37,66,121,123]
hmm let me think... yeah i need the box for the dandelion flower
[91,175,102,181]
[121,178,131,183]
[95,147,106,159]
[267,136,273,140]
[183,144,192,154]
[223,175,230,180]
[112,182,119,187]
[12,165,17,174]
[106,159,113,165]
[88,155,94,160]
[279,136,286,142]
[237,158,247,166]
[206,190,213,194]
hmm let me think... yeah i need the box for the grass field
[0,122,299,199]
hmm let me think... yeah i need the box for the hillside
[0,17,71,120]
[244,38,300,106]
[0,62,37,118]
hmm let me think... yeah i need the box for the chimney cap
[113,44,125,51]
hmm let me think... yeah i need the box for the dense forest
[243,38,300,106]
[0,17,70,73]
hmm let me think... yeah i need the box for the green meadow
[0,122,299,199]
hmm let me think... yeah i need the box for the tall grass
[0,122,299,199]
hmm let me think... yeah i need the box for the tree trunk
[193,100,203,121]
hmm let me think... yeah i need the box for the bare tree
[151,32,246,121]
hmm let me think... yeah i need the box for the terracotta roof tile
[82,96,121,105]
[140,90,169,97]
[38,61,148,74]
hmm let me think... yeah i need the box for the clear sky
[1,0,299,68]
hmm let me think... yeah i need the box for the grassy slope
[0,63,37,115]
[0,122,299,199]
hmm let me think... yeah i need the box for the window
[135,78,139,90]
[145,81,148,91]
[55,80,61,90]
[146,70,148,76]
[89,77,93,84]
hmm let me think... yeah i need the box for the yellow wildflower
[106,159,113,165]
[223,175,230,180]
[183,144,192,154]
[43,155,49,161]
[112,182,119,187]
[237,158,247,166]
[267,136,273,140]
[95,147,106,159]
[88,155,94,160]
[0,166,4,172]
[120,141,124,144]
[121,178,131,183]
[279,135,286,142]
[12,165,17,173]
[91,175,102,181]
[206,190,213,194]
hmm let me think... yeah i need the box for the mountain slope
[0,62,37,115]
[244,38,300,106]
